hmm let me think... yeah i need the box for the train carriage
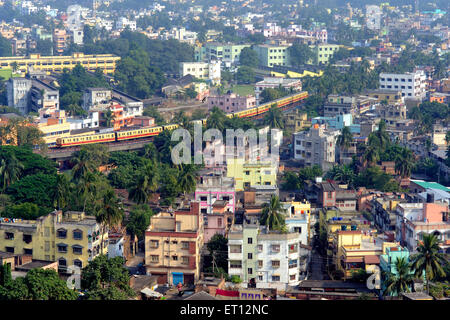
[162,124,180,131]
[116,126,164,141]
[56,132,116,147]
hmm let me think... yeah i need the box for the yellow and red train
[55,91,308,148]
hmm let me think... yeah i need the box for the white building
[179,61,221,85]
[116,17,137,31]
[108,235,125,259]
[366,5,382,31]
[293,124,339,171]
[67,110,100,130]
[67,5,83,32]
[254,77,302,104]
[6,77,32,115]
[379,71,426,101]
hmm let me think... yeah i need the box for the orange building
[429,92,448,104]
[99,104,134,130]
[53,29,68,54]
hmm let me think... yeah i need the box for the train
[55,91,308,148]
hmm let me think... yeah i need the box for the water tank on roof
[338,217,343,221]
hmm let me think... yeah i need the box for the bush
[230,275,242,284]
[429,283,444,299]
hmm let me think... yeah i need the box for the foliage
[288,44,314,66]
[354,167,400,192]
[230,275,242,284]
[260,87,290,104]
[351,269,370,283]
[6,173,57,209]
[207,234,229,272]
[126,205,154,239]
[382,257,415,296]
[264,104,284,129]
[260,195,286,231]
[2,202,49,220]
[0,35,12,57]
[81,255,135,300]
[235,66,255,84]
[239,47,259,68]
[282,165,323,191]
[143,106,166,125]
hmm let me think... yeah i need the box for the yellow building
[226,158,277,191]
[36,110,71,146]
[0,53,121,75]
[144,202,203,285]
[0,210,107,272]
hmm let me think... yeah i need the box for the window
[230,245,242,253]
[257,244,263,252]
[290,274,296,281]
[182,256,189,265]
[271,244,280,253]
[248,268,253,275]
[150,240,159,248]
[245,171,250,175]
[24,248,32,255]
[248,253,253,260]
[58,258,67,266]
[73,229,83,240]
[247,237,253,244]
[57,228,67,239]
[272,260,280,268]
[172,240,178,245]
[73,259,82,268]
[289,244,298,253]
[5,247,14,253]
[172,255,178,261]
[218,218,222,227]
[271,275,280,281]
[57,244,68,253]
[289,259,298,268]
[230,261,242,268]
[151,255,159,263]
[181,241,189,249]
[72,245,83,255]
[258,260,263,268]
[5,232,14,240]
[258,275,263,281]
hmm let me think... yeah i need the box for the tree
[207,106,227,132]
[362,145,379,167]
[177,164,198,196]
[264,104,284,129]
[103,108,116,128]
[0,35,12,57]
[81,255,135,300]
[259,195,285,231]
[126,205,154,239]
[128,163,158,204]
[239,47,258,67]
[325,165,355,186]
[288,44,314,66]
[54,173,70,210]
[207,234,229,273]
[260,87,288,103]
[6,173,57,209]
[71,149,97,182]
[337,126,353,157]
[235,66,255,84]
[411,234,447,294]
[395,148,415,178]
[0,152,23,192]
[95,189,123,254]
[382,257,415,296]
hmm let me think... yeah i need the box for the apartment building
[36,109,71,146]
[53,29,68,54]
[179,61,221,85]
[6,77,32,114]
[195,43,251,65]
[282,200,311,245]
[207,93,256,113]
[310,44,340,65]
[82,88,143,118]
[0,211,107,273]
[395,202,450,253]
[379,71,426,101]
[323,94,376,117]
[293,124,339,170]
[30,78,60,112]
[226,158,277,191]
[0,53,121,75]
[254,45,290,67]
[115,17,137,31]
[365,89,404,104]
[144,202,204,285]
[228,222,302,290]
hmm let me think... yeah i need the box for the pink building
[203,201,234,243]
[207,93,256,113]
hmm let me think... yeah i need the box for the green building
[195,43,251,65]
[310,44,341,65]
[254,44,290,67]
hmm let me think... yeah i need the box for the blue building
[311,114,360,134]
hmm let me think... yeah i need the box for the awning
[141,287,163,298]
[364,255,380,264]
[344,257,364,263]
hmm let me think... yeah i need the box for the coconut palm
[0,153,24,191]
[207,107,226,132]
[103,108,116,128]
[259,195,285,231]
[54,174,70,210]
[128,164,158,204]
[368,119,390,151]
[337,126,353,160]
[395,148,415,178]
[327,165,355,186]
[71,149,96,182]
[77,171,98,213]
[95,189,123,254]
[445,131,450,145]
[382,257,415,296]
[177,164,198,196]
[411,233,447,294]
[264,104,284,129]
[362,145,379,167]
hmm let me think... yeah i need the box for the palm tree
[411,234,447,294]
[54,174,70,210]
[336,126,353,160]
[362,145,379,167]
[259,195,285,231]
[382,257,415,296]
[264,104,284,129]
[368,120,390,151]
[207,107,226,132]
[328,165,355,186]
[95,189,123,254]
[395,148,415,178]
[71,149,96,182]
[77,171,98,213]
[128,164,158,204]
[0,154,23,192]
[445,131,450,146]
[177,164,198,196]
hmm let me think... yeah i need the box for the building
[284,109,311,133]
[30,78,60,112]
[53,29,68,54]
[366,5,382,30]
[380,245,412,295]
[6,77,32,114]
[365,89,403,105]
[371,195,405,232]
[379,71,426,101]
[254,77,302,103]
[254,45,290,67]
[179,61,221,85]
[292,124,339,170]
[226,158,277,191]
[195,43,251,66]
[310,181,358,211]
[312,113,360,134]
[282,200,311,245]
[323,94,376,117]
[395,202,450,253]
[310,44,340,65]
[36,109,71,146]
[207,93,256,113]
[228,222,302,290]
[82,88,143,118]
[144,202,204,285]
[0,210,107,273]
[116,17,136,31]
[0,53,121,75]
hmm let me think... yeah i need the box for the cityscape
[0,0,449,305]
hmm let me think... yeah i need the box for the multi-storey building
[379,71,426,101]
[226,158,277,191]
[207,93,256,113]
[53,29,68,54]
[228,222,302,290]
[0,210,107,273]
[115,17,137,31]
[195,43,251,66]
[254,77,302,104]
[6,77,32,114]
[254,45,290,67]
[36,109,71,146]
[282,200,311,245]
[144,202,204,285]
[179,61,221,85]
[323,94,376,117]
[310,44,340,65]
[0,53,121,75]
[293,124,339,170]
[30,78,60,112]
[82,88,143,118]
